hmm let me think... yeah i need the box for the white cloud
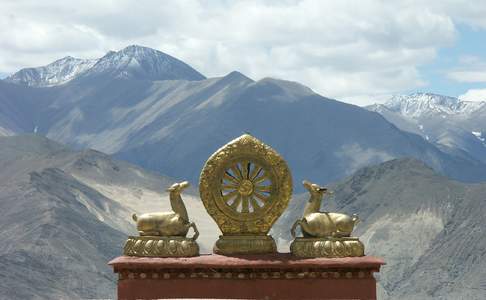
[447,55,486,83]
[335,143,394,175]
[433,1,486,29]
[1,0,483,105]
[342,93,394,107]
[448,71,486,83]
[458,89,486,102]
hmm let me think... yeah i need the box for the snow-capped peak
[383,93,485,118]
[85,45,206,81]
[4,56,97,87]
[4,45,206,87]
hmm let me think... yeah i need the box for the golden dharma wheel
[199,134,292,235]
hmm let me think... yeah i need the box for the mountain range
[1,45,486,191]
[5,56,98,87]
[273,158,486,299]
[1,134,484,299]
[4,45,205,87]
[0,135,218,299]
[1,45,485,299]
[368,93,486,164]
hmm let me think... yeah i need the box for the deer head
[167,181,190,193]
[302,180,328,199]
[302,180,332,216]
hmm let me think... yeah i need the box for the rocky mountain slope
[4,56,97,87]
[1,135,484,299]
[0,135,218,299]
[273,158,486,299]
[83,45,206,81]
[1,48,486,190]
[383,93,485,117]
[4,45,205,87]
[368,93,486,164]
[1,45,485,300]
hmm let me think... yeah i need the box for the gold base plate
[124,236,199,257]
[290,237,364,258]
[214,235,277,255]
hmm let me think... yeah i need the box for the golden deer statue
[132,181,199,239]
[291,180,359,238]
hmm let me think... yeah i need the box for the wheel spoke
[222,183,239,191]
[253,191,268,202]
[230,165,243,180]
[224,172,239,184]
[240,160,250,179]
[253,172,269,184]
[249,164,262,180]
[222,162,273,213]
[255,185,271,193]
[241,196,250,213]
[230,194,242,209]
[223,190,238,203]
[249,197,262,211]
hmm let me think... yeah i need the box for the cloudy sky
[1,0,486,105]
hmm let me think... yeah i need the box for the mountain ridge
[368,92,486,164]
[3,45,206,88]
[0,134,219,298]
[378,92,486,117]
[82,45,206,82]
[4,56,97,87]
[1,47,486,190]
[0,135,484,299]
[273,156,486,299]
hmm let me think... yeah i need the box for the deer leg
[188,222,199,241]
[291,219,302,238]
